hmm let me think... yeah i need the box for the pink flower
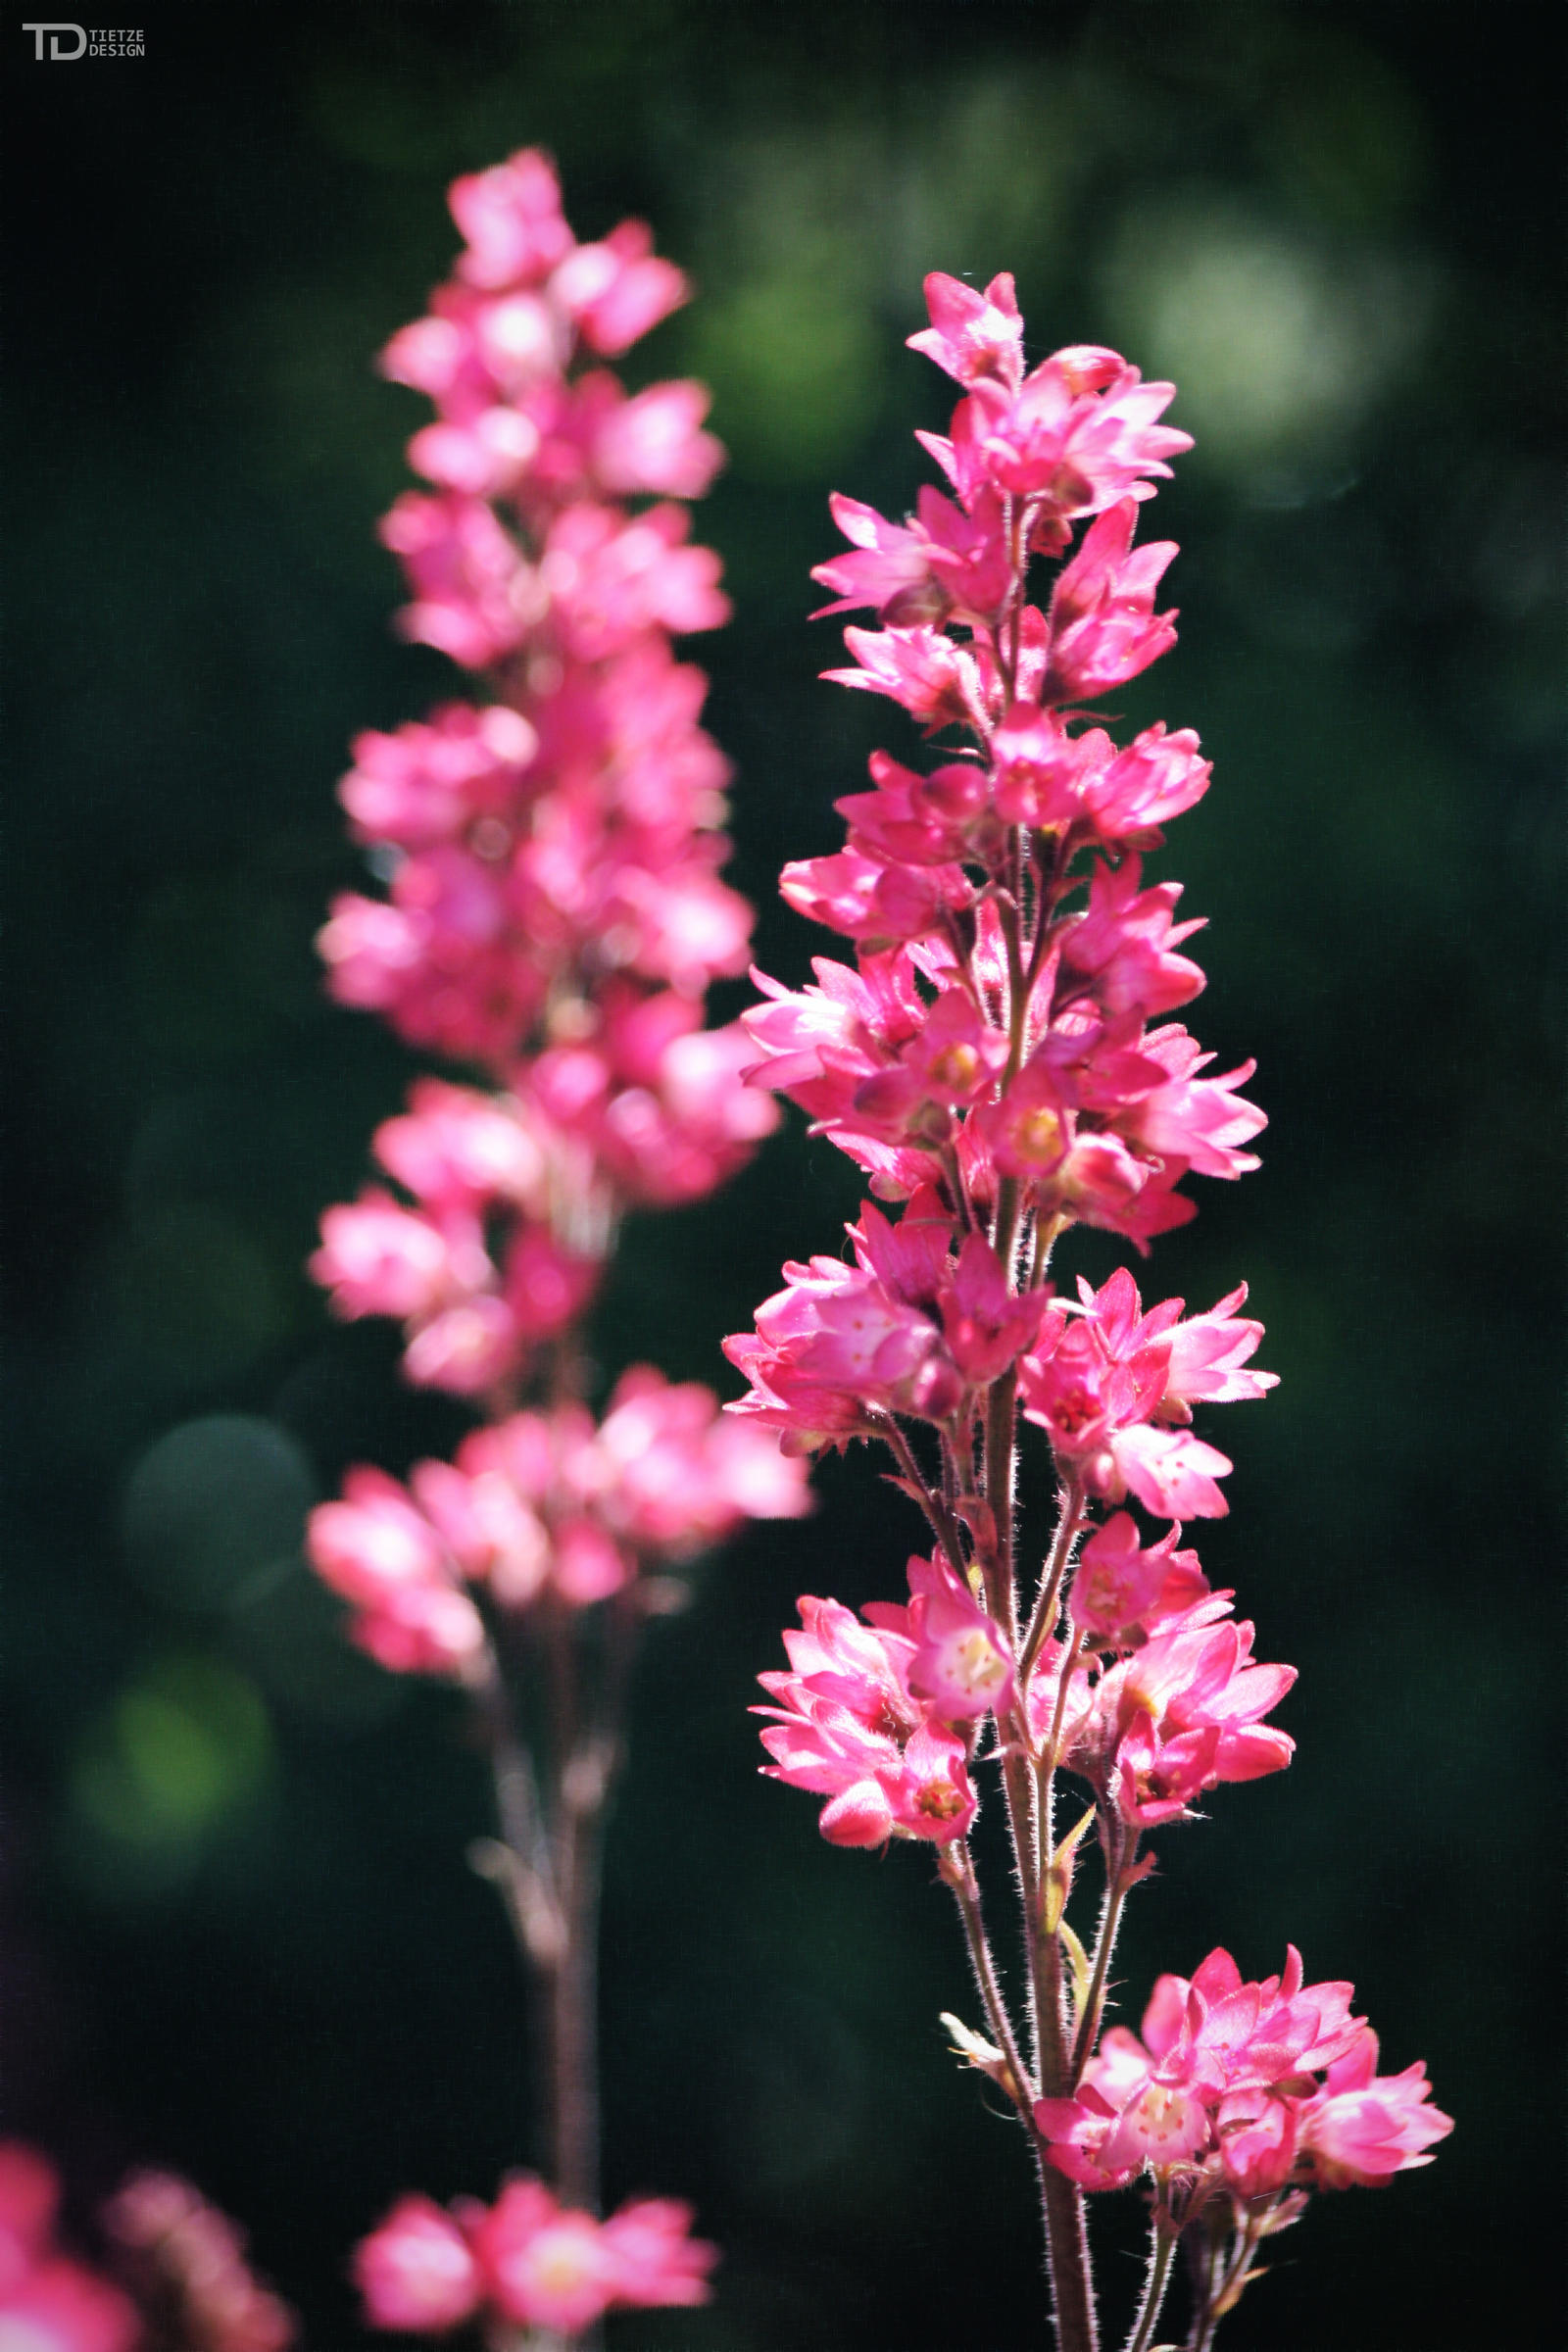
[357,2179,716,2339]
[741,951,927,1127]
[971,350,1191,518]
[1018,1268,1274,1519]
[310,1192,489,1324]
[380,491,532,670]
[1094,1618,1297,1822]
[1037,1947,1388,2199]
[906,270,1026,393]
[779,846,970,945]
[757,1595,978,1846]
[585,377,724,500]
[338,705,538,849]
[822,624,978,729]
[306,1469,485,1678]
[471,2180,615,2336]
[598,2199,716,2309]
[354,2196,481,2334]
[837,750,1002,870]
[1058,855,1206,1020]
[550,220,689,355]
[1082,721,1211,844]
[724,1234,962,1442]
[448,149,574,290]
[0,2261,140,2352]
[0,2144,60,2288]
[901,1552,1015,1719]
[1118,1025,1266,1181]
[1042,499,1179,705]
[810,487,1014,627]
[938,1231,1050,1385]
[1298,2030,1455,2188]
[0,2146,138,2352]
[1071,1513,1212,1647]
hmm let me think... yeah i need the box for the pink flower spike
[354,2196,482,2334]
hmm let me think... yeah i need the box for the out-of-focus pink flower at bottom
[0,2145,138,2352]
[353,2195,481,2333]
[472,2182,615,2335]
[598,2197,717,2307]
[0,2260,140,2352]
[356,2177,716,2338]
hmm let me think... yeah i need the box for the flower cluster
[354,2178,715,2339]
[0,2144,137,2352]
[307,1363,808,1676]
[1037,1946,1452,2204]
[312,149,776,1396]
[740,282,1260,1250]
[102,2172,296,2352]
[737,271,1447,2346]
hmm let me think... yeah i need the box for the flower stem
[943,1845,1035,2120]
[1123,2215,1177,2352]
[1070,1829,1139,2085]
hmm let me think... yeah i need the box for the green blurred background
[3,2,1561,2344]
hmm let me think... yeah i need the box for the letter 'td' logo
[24,23,87,59]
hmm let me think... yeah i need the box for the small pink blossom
[1058,856,1206,1020]
[757,1595,977,1845]
[970,350,1191,518]
[1042,498,1179,705]
[0,2147,139,2352]
[906,270,1026,393]
[1071,1514,1212,1647]
[822,624,978,729]
[900,1552,1015,1719]
[353,2196,481,2334]
[473,2182,616,2335]
[598,2197,716,2308]
[448,149,574,290]
[1298,2030,1455,2188]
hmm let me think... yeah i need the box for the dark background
[3,2,1562,2346]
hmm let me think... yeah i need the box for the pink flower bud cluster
[101,2171,296,2352]
[307,1365,809,1676]
[354,2177,715,2339]
[1037,1947,1452,2202]
[312,151,776,1397]
[0,2144,138,2352]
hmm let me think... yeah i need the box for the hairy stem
[944,1846,1035,2118]
[1124,2216,1177,2352]
[1071,1828,1139,2085]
